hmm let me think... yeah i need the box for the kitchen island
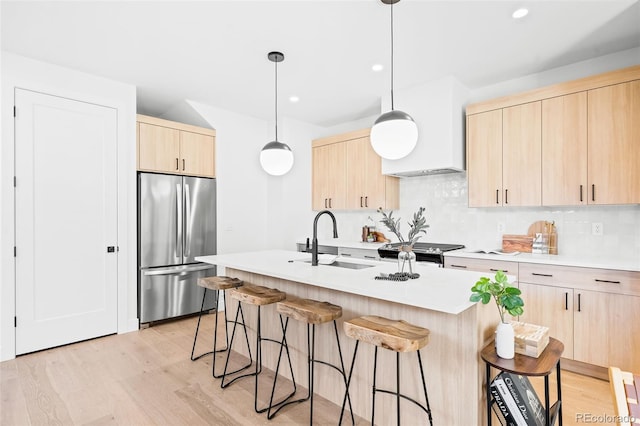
[197,250,501,425]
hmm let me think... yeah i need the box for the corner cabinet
[466,65,640,206]
[312,129,399,211]
[137,114,216,178]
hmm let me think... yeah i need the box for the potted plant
[469,270,524,359]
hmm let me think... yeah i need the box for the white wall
[0,52,138,361]
[184,100,271,254]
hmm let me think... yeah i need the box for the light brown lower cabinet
[518,263,640,372]
[446,256,640,373]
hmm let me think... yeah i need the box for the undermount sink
[296,259,375,270]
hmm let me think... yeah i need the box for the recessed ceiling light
[372,64,384,72]
[289,96,299,103]
[512,8,528,19]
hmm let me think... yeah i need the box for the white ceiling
[2,0,639,127]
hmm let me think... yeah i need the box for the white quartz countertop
[445,249,640,272]
[196,250,496,315]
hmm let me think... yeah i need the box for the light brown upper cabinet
[467,110,503,207]
[466,65,640,206]
[502,101,542,206]
[587,80,640,204]
[312,142,346,210]
[312,129,399,211]
[137,114,216,178]
[541,92,588,205]
[466,102,541,207]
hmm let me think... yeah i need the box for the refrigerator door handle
[184,182,192,258]
[141,263,216,276]
[176,183,183,260]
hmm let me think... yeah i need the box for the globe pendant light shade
[260,140,294,176]
[370,110,418,160]
[260,51,294,176]
[371,0,418,161]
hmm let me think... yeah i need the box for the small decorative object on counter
[377,206,429,275]
[469,270,524,359]
[512,321,550,358]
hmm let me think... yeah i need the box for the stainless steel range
[378,242,465,265]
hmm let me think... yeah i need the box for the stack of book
[490,372,545,426]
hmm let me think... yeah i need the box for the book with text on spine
[493,375,528,425]
[501,372,545,426]
[490,379,518,426]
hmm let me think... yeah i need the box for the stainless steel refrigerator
[138,173,217,324]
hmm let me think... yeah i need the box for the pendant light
[260,51,294,176]
[370,0,418,160]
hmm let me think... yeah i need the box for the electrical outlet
[592,222,603,236]
[497,222,506,233]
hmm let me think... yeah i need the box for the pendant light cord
[390,0,395,111]
[274,58,278,141]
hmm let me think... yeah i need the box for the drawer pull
[594,279,621,284]
[565,292,568,311]
[490,268,508,273]
[531,272,553,277]
[364,255,376,260]
[578,293,581,312]
[450,264,467,269]
[341,253,352,257]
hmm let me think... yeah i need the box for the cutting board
[502,234,534,253]
[527,221,558,255]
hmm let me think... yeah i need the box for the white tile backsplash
[318,173,640,258]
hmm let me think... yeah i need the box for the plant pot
[397,245,416,274]
[495,321,515,359]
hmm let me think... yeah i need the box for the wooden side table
[481,337,564,426]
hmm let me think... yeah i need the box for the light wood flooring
[1,314,614,425]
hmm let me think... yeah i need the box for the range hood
[380,76,469,177]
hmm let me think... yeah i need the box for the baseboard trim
[561,358,608,381]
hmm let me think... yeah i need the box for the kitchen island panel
[225,268,498,426]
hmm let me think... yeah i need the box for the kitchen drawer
[338,247,380,261]
[519,263,640,296]
[444,257,517,276]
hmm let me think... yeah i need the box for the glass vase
[397,245,416,274]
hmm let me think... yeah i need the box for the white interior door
[14,88,118,355]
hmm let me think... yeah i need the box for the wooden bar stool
[221,283,296,414]
[339,315,433,426]
[191,276,252,378]
[266,297,355,424]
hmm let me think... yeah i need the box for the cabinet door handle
[490,268,508,273]
[182,159,186,171]
[565,292,568,310]
[496,189,499,204]
[505,189,508,204]
[176,158,179,170]
[577,293,581,312]
[595,279,621,284]
[329,198,332,208]
[579,185,583,202]
[450,264,467,269]
[531,272,553,277]
[365,196,368,207]
[360,197,363,208]
[592,184,595,202]
[325,198,328,208]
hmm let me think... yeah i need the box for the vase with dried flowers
[377,207,429,274]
